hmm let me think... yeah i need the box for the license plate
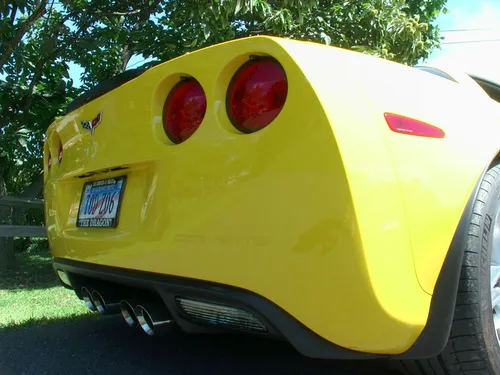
[77,176,126,228]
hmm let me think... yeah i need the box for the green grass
[0,248,93,329]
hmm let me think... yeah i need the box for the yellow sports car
[43,36,500,374]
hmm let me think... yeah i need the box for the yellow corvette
[44,36,500,374]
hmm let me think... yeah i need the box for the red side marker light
[384,113,445,138]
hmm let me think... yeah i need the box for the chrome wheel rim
[491,208,500,344]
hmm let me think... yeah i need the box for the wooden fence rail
[0,196,47,238]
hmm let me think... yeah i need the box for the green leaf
[235,0,243,15]
[41,38,56,55]
[321,32,332,46]
[203,24,211,40]
[298,13,304,25]
[18,137,28,149]
[16,128,31,135]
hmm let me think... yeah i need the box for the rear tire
[395,164,500,375]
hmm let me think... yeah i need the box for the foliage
[0,0,448,199]
[283,0,448,65]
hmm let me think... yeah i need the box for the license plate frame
[76,176,127,229]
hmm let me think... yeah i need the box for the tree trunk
[0,174,15,270]
[120,0,161,71]
[20,60,45,124]
[121,44,132,71]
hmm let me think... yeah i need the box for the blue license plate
[77,176,126,228]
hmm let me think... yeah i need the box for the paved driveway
[0,316,402,375]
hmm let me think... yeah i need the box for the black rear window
[415,66,458,83]
[66,68,147,114]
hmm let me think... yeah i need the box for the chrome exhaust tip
[81,287,97,312]
[120,300,138,328]
[136,304,173,336]
[91,290,121,315]
[92,290,106,314]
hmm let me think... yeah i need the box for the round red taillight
[226,58,288,133]
[163,79,207,144]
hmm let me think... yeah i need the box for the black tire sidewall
[478,166,500,371]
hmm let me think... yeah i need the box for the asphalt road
[0,316,401,375]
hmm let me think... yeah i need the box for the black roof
[468,74,500,103]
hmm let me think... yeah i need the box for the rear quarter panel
[345,54,500,294]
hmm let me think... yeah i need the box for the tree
[0,0,448,268]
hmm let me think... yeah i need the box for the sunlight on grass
[0,246,93,329]
[0,287,92,328]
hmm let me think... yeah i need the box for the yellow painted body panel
[43,36,500,354]
[344,55,500,294]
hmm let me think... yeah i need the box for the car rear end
[44,36,466,358]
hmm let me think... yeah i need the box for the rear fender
[345,52,500,295]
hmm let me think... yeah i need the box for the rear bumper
[52,196,467,362]
[54,256,380,359]
[52,162,484,360]
[49,137,487,360]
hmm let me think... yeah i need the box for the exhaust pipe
[136,302,173,336]
[81,287,97,312]
[91,290,122,315]
[120,300,138,328]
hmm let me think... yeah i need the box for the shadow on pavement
[0,316,402,375]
